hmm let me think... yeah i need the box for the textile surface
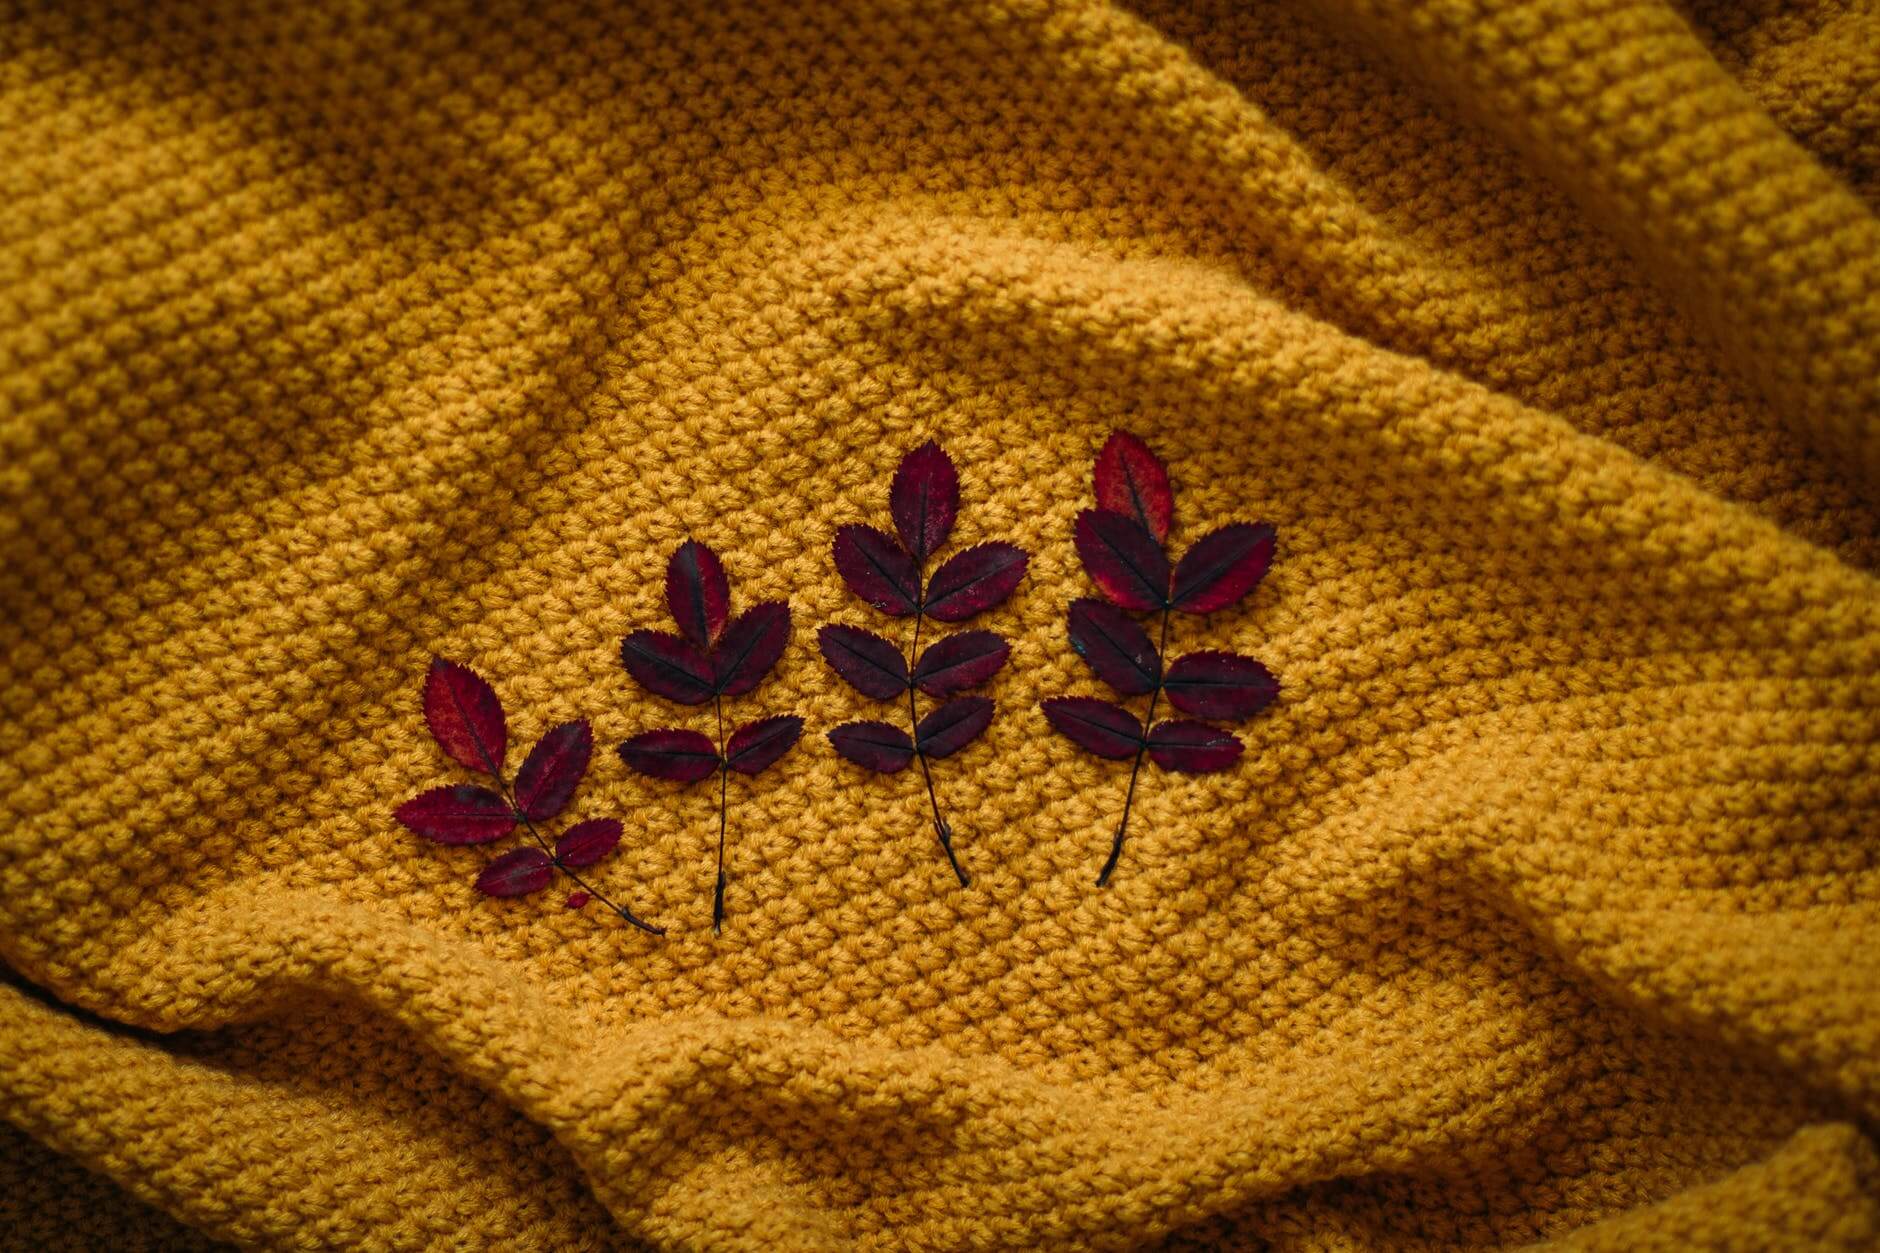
[2,0,1878,1248]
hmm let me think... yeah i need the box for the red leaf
[725,714,804,775]
[618,728,720,782]
[422,658,508,774]
[833,524,920,617]
[818,624,909,700]
[513,720,593,822]
[621,630,716,705]
[1040,697,1143,760]
[923,542,1028,622]
[915,697,993,759]
[1073,510,1170,611]
[912,630,1009,696]
[1094,430,1173,542]
[475,847,554,898]
[1066,598,1160,696]
[556,817,623,867]
[1170,523,1276,615]
[566,891,591,910]
[1162,652,1279,722]
[1146,720,1242,773]
[890,440,959,561]
[666,539,731,649]
[395,783,516,844]
[827,721,915,773]
[713,601,791,696]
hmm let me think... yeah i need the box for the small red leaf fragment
[713,601,791,696]
[476,847,554,898]
[827,721,916,773]
[513,720,594,822]
[395,783,516,845]
[912,630,1009,696]
[1066,598,1160,696]
[833,524,920,617]
[556,817,623,867]
[1162,652,1279,721]
[1073,510,1170,612]
[889,440,960,561]
[565,891,591,910]
[618,729,721,782]
[666,540,731,649]
[923,543,1028,622]
[1146,720,1243,773]
[422,658,508,774]
[1170,523,1276,615]
[915,697,994,759]
[622,630,716,705]
[818,624,909,700]
[1094,430,1173,542]
[725,714,804,775]
[1040,697,1143,760]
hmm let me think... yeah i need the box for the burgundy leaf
[422,658,508,774]
[1066,598,1160,696]
[912,630,1009,697]
[1146,720,1243,773]
[555,817,623,867]
[915,697,994,759]
[725,714,804,775]
[618,728,721,782]
[1170,522,1276,615]
[566,891,591,909]
[1162,651,1279,722]
[1094,430,1174,542]
[827,721,916,773]
[394,783,517,845]
[890,440,959,561]
[621,630,715,706]
[475,847,554,898]
[666,539,731,649]
[1074,510,1170,612]
[833,524,920,617]
[513,720,593,822]
[714,601,791,696]
[1040,697,1143,760]
[817,624,909,700]
[923,542,1029,622]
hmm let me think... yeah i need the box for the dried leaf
[556,817,623,867]
[621,630,716,706]
[565,891,590,909]
[817,624,909,700]
[1094,430,1173,542]
[475,847,554,898]
[394,783,517,845]
[422,658,508,774]
[912,630,1009,697]
[1066,598,1160,696]
[1162,651,1279,721]
[513,720,593,822]
[666,539,731,649]
[1040,697,1143,760]
[726,714,804,775]
[889,440,959,561]
[1171,522,1276,615]
[915,697,994,759]
[1073,510,1170,612]
[618,728,721,782]
[833,524,920,617]
[827,720,916,773]
[923,542,1029,622]
[1146,720,1243,773]
[713,601,791,696]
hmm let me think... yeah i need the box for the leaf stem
[1099,604,1172,887]
[713,693,729,935]
[910,573,969,887]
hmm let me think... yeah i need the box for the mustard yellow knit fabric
[3,0,1879,1248]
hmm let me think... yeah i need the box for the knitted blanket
[3,1,1878,1248]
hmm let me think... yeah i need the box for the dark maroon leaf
[618,728,721,782]
[475,847,554,898]
[666,539,730,649]
[1040,697,1143,760]
[394,783,517,845]
[817,624,909,700]
[725,714,804,775]
[827,721,916,773]
[565,891,590,909]
[889,440,959,561]
[912,630,1009,696]
[1162,651,1279,721]
[1094,430,1173,542]
[923,543,1028,622]
[555,817,623,867]
[713,601,791,696]
[915,697,994,759]
[1066,598,1160,696]
[621,631,715,706]
[1170,522,1276,615]
[833,524,920,617]
[1146,720,1243,773]
[422,658,507,774]
[513,720,593,821]
[1073,510,1170,612]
